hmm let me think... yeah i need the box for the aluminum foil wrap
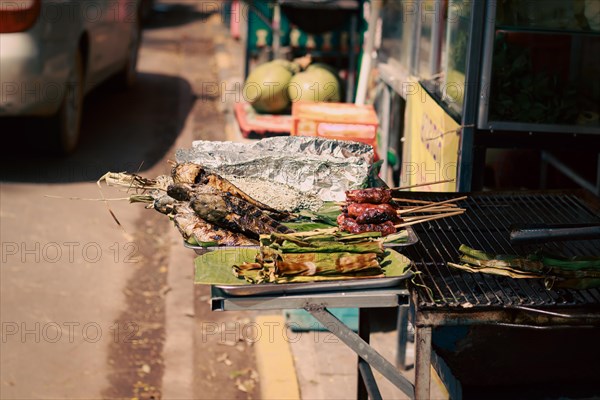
[175,137,374,201]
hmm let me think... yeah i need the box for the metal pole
[457,0,486,192]
[355,0,381,105]
[358,308,370,400]
[346,13,358,103]
[396,305,410,370]
[308,307,416,399]
[414,326,432,400]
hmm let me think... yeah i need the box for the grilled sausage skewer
[346,203,399,224]
[337,214,397,236]
[345,188,392,204]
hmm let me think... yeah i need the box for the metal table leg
[415,326,432,400]
[358,359,382,400]
[308,306,415,399]
[358,308,370,400]
[396,305,411,370]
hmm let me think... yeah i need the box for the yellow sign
[400,82,461,192]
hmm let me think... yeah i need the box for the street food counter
[102,137,600,399]
[205,190,600,399]
[197,192,600,398]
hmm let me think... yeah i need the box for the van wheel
[53,50,84,155]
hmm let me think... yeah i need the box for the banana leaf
[283,221,335,232]
[448,262,544,279]
[274,240,384,254]
[551,278,600,289]
[382,230,409,244]
[459,245,600,271]
[459,254,545,273]
[540,255,600,271]
[457,245,600,281]
[195,248,411,285]
[294,201,341,227]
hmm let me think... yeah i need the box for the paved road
[0,3,258,399]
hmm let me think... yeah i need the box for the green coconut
[272,59,302,74]
[288,67,342,104]
[307,62,345,98]
[244,61,294,113]
[306,62,339,76]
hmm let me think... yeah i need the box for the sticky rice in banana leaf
[274,252,382,277]
[194,248,411,285]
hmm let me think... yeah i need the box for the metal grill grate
[398,192,600,310]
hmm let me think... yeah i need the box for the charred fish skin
[167,184,193,201]
[172,203,257,246]
[172,162,204,185]
[221,193,294,234]
[172,163,289,218]
[189,193,254,237]
[167,183,219,202]
[190,193,231,222]
[153,194,177,214]
[190,192,294,239]
[173,213,257,246]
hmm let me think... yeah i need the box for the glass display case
[375,0,599,193]
[478,0,600,134]
[378,1,418,76]
[441,0,470,114]
[377,0,447,97]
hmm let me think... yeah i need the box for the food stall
[103,1,600,398]
[103,134,600,399]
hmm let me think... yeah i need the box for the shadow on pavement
[0,71,194,184]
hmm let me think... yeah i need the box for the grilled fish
[190,192,294,239]
[172,162,285,216]
[172,203,258,246]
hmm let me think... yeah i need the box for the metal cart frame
[211,286,417,400]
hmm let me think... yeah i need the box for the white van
[0,0,142,153]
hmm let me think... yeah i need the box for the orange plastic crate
[291,102,379,158]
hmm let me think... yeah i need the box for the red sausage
[345,188,392,204]
[347,203,398,224]
[337,214,397,236]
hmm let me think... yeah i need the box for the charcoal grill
[396,191,600,399]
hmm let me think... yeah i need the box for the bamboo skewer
[399,207,466,216]
[400,209,465,222]
[390,178,455,191]
[392,198,447,205]
[337,200,457,208]
[395,205,459,211]
[395,209,465,229]
[397,196,468,215]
